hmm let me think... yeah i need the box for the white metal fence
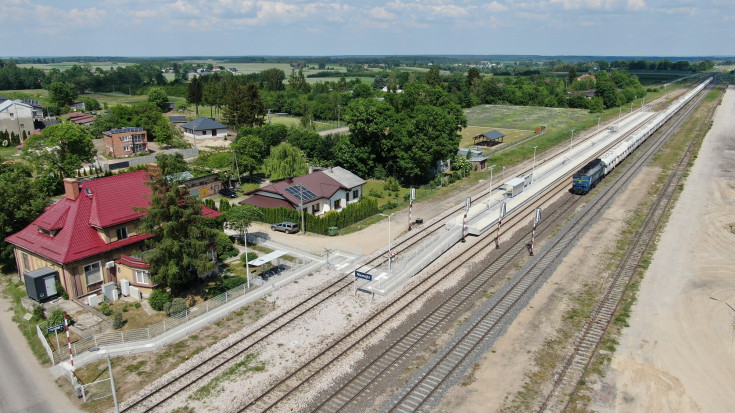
[36,324,57,364]
[50,258,311,365]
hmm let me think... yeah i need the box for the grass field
[16,61,135,71]
[465,104,589,131]
[0,89,48,101]
[458,126,531,150]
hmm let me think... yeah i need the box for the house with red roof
[5,170,220,300]
[239,167,366,216]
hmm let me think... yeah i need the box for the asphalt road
[0,296,81,413]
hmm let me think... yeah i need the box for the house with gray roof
[180,117,228,140]
[458,148,489,171]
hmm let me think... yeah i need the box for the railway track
[119,82,703,412]
[537,80,714,412]
[237,172,578,412]
[379,82,714,413]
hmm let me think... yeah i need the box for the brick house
[103,127,148,158]
[239,167,366,216]
[5,171,220,300]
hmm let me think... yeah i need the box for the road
[0,296,81,413]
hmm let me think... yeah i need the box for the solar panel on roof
[284,185,317,202]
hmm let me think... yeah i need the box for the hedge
[257,197,378,235]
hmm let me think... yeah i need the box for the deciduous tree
[22,123,96,178]
[263,142,308,181]
[146,87,169,112]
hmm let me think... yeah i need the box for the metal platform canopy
[247,250,289,275]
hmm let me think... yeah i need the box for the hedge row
[258,197,378,235]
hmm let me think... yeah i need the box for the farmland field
[16,61,135,71]
[465,104,589,131]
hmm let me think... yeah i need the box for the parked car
[271,222,299,234]
[219,188,237,198]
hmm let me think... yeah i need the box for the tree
[0,163,49,272]
[224,205,263,242]
[223,82,266,130]
[22,123,96,179]
[231,134,265,175]
[567,67,578,87]
[139,177,219,292]
[425,66,443,88]
[187,77,203,117]
[263,142,308,181]
[47,82,78,107]
[288,69,310,93]
[147,87,169,112]
[155,153,188,177]
[594,71,620,109]
[466,67,481,88]
[261,68,286,91]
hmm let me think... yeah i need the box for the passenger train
[572,77,711,195]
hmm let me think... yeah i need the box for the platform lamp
[570,129,575,153]
[379,212,395,271]
[532,146,538,183]
[597,117,601,132]
[489,164,496,193]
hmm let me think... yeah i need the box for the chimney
[63,178,80,200]
[147,163,161,178]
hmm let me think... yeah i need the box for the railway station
[356,78,711,297]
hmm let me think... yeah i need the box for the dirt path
[591,85,735,412]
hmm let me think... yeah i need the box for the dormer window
[116,227,128,240]
[38,227,58,237]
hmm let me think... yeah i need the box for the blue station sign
[354,271,373,281]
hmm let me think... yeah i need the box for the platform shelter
[473,130,505,147]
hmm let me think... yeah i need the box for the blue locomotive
[572,159,604,194]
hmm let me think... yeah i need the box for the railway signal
[530,208,541,256]
[496,201,506,249]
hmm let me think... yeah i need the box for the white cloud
[369,7,397,20]
[482,2,509,12]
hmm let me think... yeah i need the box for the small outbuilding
[473,130,505,147]
[457,148,488,171]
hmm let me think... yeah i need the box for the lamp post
[570,129,575,153]
[618,107,622,129]
[337,104,341,127]
[502,165,506,182]
[597,117,601,132]
[532,146,538,183]
[379,213,395,271]
[489,164,496,193]
[244,228,250,289]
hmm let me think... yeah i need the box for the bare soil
[591,85,735,412]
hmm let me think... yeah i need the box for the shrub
[383,177,400,192]
[165,297,188,316]
[55,280,68,300]
[240,252,258,264]
[112,312,124,329]
[149,289,173,312]
[47,309,72,327]
[134,303,141,309]
[122,304,129,313]
[368,189,383,198]
[380,201,398,212]
[99,302,113,316]
[208,276,247,298]
[32,305,46,320]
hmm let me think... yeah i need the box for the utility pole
[299,184,305,234]
[489,165,496,193]
[569,129,575,154]
[532,146,538,184]
[107,353,119,413]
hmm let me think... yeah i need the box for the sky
[1,0,733,57]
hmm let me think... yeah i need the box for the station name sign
[354,271,372,281]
